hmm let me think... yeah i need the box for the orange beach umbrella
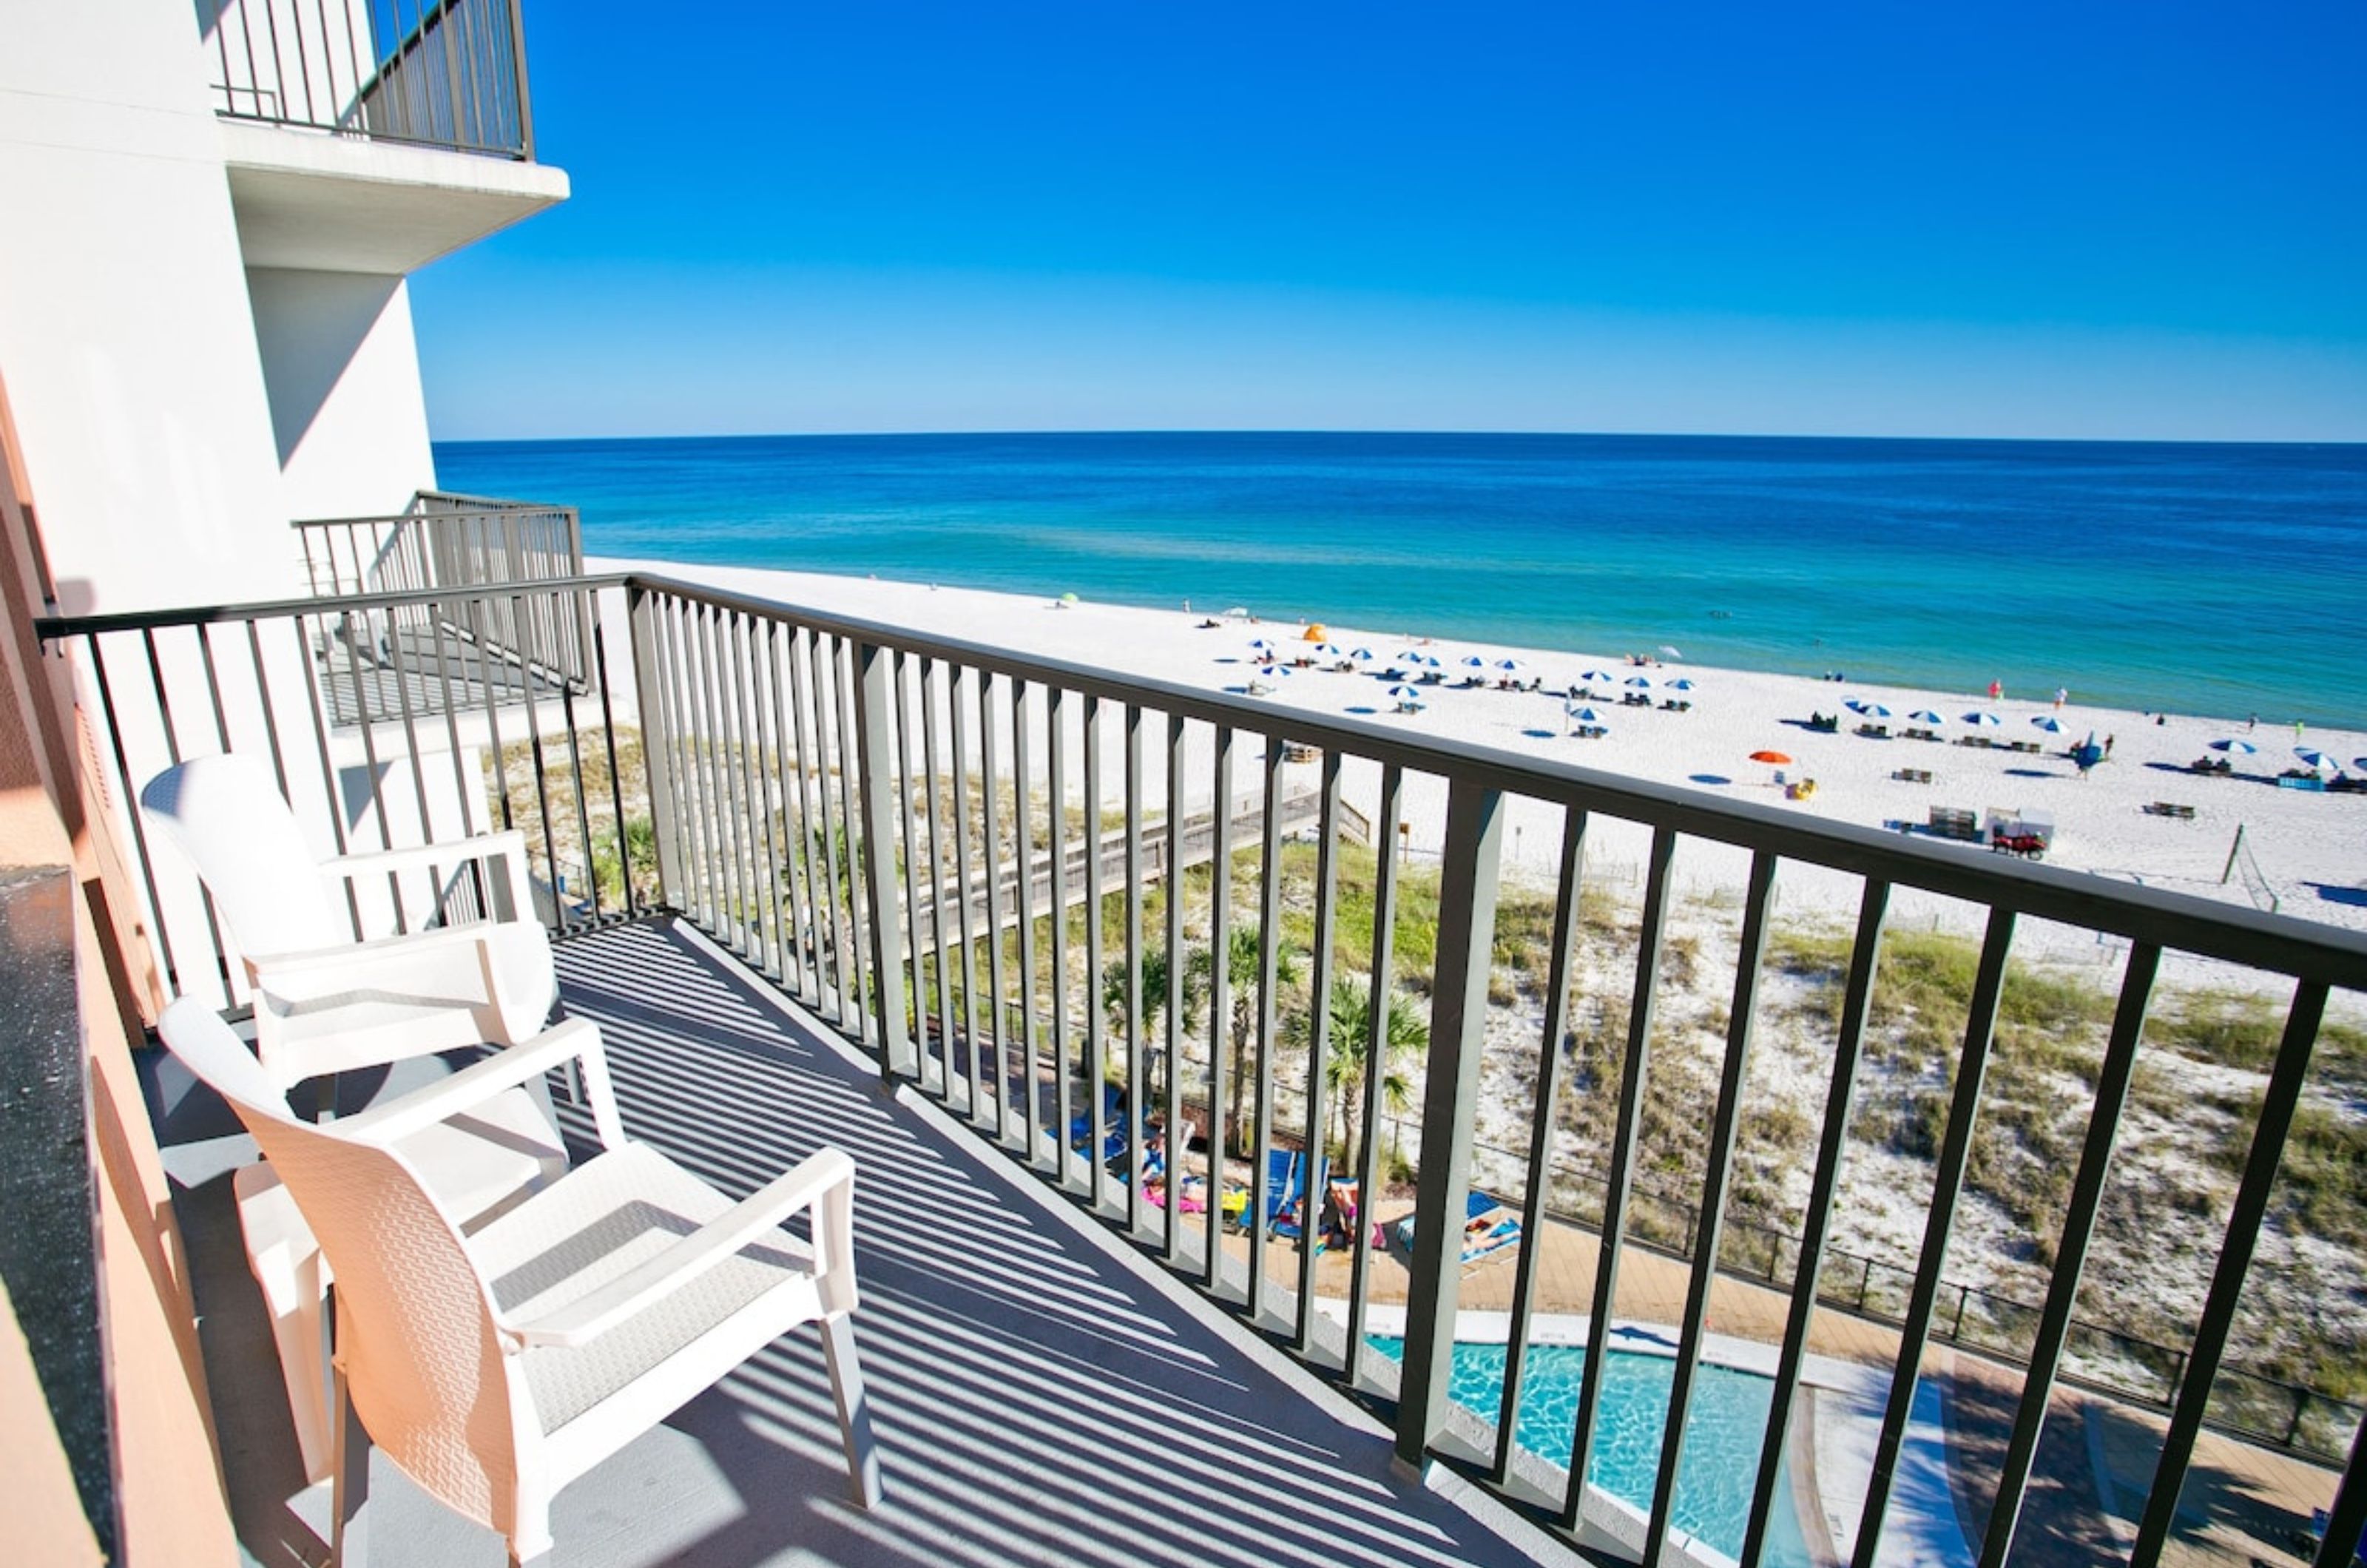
[1749,750,1793,766]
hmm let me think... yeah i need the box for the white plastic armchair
[141,754,558,1087]
[157,999,880,1568]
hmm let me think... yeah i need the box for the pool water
[1371,1338,1817,1566]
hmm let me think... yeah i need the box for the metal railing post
[506,0,535,159]
[1394,778,1503,1468]
[852,638,911,1079]
[626,584,684,909]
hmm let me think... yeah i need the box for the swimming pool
[1370,1337,1815,1566]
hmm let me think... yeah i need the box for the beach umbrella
[1385,684,1422,701]
[2295,747,2338,774]
[1496,658,1524,674]
[1350,648,1376,662]
[2032,716,2065,733]
[1625,675,1653,689]
[2356,757,2367,773]
[1303,624,1328,641]
[1579,668,1616,685]
[1848,700,1891,719]
[1658,645,1684,660]
[1247,638,1277,656]
[1311,643,1342,658]
[2208,739,2258,755]
[1749,750,1792,766]
[1962,712,2003,728]
[1462,655,1490,669]
[1058,591,1080,605]
[1667,678,1697,692]
[1565,703,1604,722]
[1908,709,1945,726]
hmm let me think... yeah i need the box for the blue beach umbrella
[1625,675,1653,689]
[1566,705,1604,723]
[1496,658,1524,673]
[2209,739,2258,755]
[1908,709,1945,726]
[1668,678,1697,692]
[1386,683,1422,701]
[1962,712,2002,728]
[1849,700,1892,719]
[2032,715,2065,733]
[1247,638,1277,657]
[1350,648,1376,662]
[1579,668,1616,685]
[1312,643,1342,658]
[2295,746,2337,774]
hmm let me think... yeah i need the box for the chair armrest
[335,1018,624,1149]
[248,923,498,984]
[326,830,528,882]
[325,831,535,925]
[507,1147,856,1350]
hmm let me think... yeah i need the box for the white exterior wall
[247,268,437,524]
[0,0,301,612]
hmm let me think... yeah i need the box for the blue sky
[414,1,2367,442]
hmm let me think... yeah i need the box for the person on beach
[2054,686,2068,710]
[1988,679,2003,702]
[2104,734,2115,758]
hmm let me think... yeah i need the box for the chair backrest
[156,998,524,1535]
[141,755,341,960]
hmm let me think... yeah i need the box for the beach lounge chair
[1394,1190,1523,1267]
[141,754,557,1089]
[157,1001,879,1565]
[1234,1149,1327,1237]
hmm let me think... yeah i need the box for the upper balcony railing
[37,569,2367,1568]
[204,0,535,159]
[292,493,590,713]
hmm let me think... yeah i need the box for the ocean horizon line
[436,427,2367,452]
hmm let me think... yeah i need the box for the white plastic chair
[157,999,880,1567]
[141,754,558,1087]
[232,1067,572,1484]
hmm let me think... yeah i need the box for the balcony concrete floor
[155,917,1562,1568]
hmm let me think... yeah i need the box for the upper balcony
[201,0,568,272]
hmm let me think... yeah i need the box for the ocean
[434,432,2367,727]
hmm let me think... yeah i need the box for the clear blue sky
[413,1,2367,442]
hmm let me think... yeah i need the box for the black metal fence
[204,0,533,159]
[41,568,2367,1568]
[1425,1121,2367,1463]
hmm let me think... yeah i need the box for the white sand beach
[615,558,2367,966]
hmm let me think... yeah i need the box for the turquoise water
[1369,1337,1813,1564]
[436,431,2367,726]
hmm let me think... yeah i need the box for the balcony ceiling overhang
[220,120,569,274]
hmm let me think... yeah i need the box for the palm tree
[1189,925,1303,1153]
[1099,944,1207,1102]
[1291,974,1425,1185]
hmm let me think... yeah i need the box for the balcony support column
[852,640,911,1081]
[626,584,683,910]
[1394,778,1503,1468]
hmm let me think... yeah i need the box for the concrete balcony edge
[220,118,569,274]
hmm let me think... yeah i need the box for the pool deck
[1246,1193,2341,1567]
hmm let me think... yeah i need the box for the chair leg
[819,1314,882,1508]
[330,1365,371,1568]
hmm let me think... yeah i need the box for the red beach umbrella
[1749,750,1793,766]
